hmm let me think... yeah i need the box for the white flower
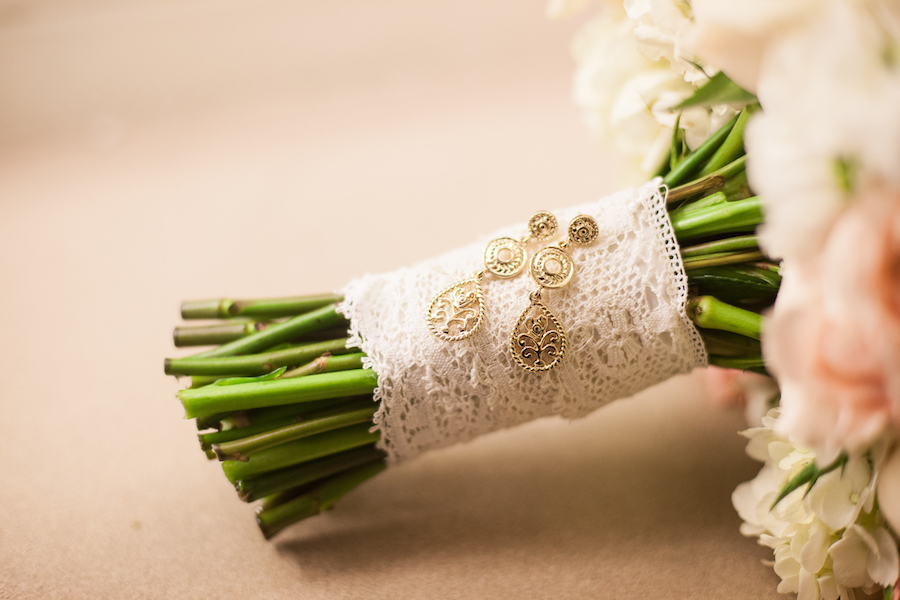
[624,0,707,84]
[687,0,821,93]
[803,457,872,531]
[732,408,899,599]
[829,525,900,589]
[687,0,900,93]
[746,3,900,466]
[723,0,900,262]
[876,446,900,550]
[570,5,733,177]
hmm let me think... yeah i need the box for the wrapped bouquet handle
[341,181,707,464]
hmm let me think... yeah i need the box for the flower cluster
[734,409,899,600]
[685,0,900,452]
[702,0,900,524]
[700,0,900,594]
[550,0,735,177]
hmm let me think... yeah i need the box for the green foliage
[669,112,689,171]
[771,454,849,510]
[689,264,781,307]
[674,72,757,110]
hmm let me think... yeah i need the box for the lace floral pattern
[339,181,707,464]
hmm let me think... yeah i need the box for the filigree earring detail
[510,214,599,372]
[426,211,558,341]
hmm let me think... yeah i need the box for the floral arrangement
[548,0,900,598]
[162,1,900,598]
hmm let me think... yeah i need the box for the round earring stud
[528,211,558,241]
[567,215,599,245]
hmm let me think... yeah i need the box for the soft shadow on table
[271,375,781,598]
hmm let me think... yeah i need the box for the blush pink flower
[703,366,777,425]
[764,181,900,456]
[704,366,750,408]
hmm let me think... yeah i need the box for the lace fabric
[339,181,707,464]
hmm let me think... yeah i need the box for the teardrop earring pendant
[426,211,558,342]
[510,214,599,372]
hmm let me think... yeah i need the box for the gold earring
[426,211,558,342]
[510,214,599,371]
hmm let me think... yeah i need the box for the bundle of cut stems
[164,107,777,538]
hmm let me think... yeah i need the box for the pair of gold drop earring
[426,211,599,372]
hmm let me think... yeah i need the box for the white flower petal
[732,480,762,528]
[805,468,865,531]
[877,447,900,533]
[798,568,819,600]
[829,526,873,588]
[777,573,800,594]
[775,550,801,580]
[867,528,900,587]
[800,522,830,574]
[817,574,840,600]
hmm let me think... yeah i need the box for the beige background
[0,1,780,598]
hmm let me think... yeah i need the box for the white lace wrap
[339,181,707,464]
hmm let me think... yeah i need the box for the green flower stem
[236,445,385,502]
[199,415,301,451]
[707,154,747,181]
[683,250,765,270]
[708,355,766,370]
[662,114,738,187]
[666,175,725,204]
[179,368,378,420]
[698,106,757,177]
[256,459,387,539]
[665,156,747,205]
[165,338,354,377]
[669,191,726,218]
[220,395,374,430]
[720,168,752,201]
[698,330,761,357]
[190,376,222,389]
[181,294,342,320]
[214,404,378,461]
[688,295,763,340]
[671,196,763,241]
[195,413,230,431]
[293,325,351,343]
[173,321,267,347]
[280,352,365,379]
[222,422,380,483]
[185,304,347,360]
[680,235,758,258]
[257,487,313,512]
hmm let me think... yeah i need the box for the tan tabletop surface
[0,1,781,598]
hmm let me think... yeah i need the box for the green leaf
[674,72,757,110]
[214,366,287,387]
[771,454,848,510]
[669,112,684,171]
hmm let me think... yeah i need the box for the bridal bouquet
[164,1,900,598]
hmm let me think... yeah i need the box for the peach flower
[703,366,777,426]
[765,182,900,456]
